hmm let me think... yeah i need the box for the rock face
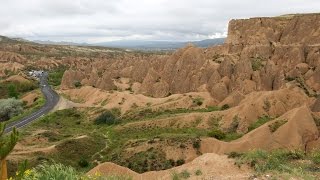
[59,14,320,101]
[201,106,319,154]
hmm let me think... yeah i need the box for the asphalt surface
[4,72,60,133]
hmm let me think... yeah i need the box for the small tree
[0,123,19,180]
[0,98,23,121]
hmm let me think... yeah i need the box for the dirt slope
[87,153,252,180]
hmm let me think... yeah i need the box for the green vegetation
[94,111,120,125]
[248,115,273,132]
[220,104,230,110]
[0,98,23,121]
[73,80,82,88]
[195,169,202,176]
[179,170,191,179]
[251,57,264,71]
[207,129,225,139]
[0,81,38,99]
[48,66,67,86]
[6,94,45,124]
[228,115,240,133]
[7,84,18,98]
[118,148,174,173]
[19,109,106,172]
[20,163,80,180]
[192,97,203,106]
[123,106,220,122]
[230,149,319,178]
[16,162,133,180]
[268,119,288,133]
[0,123,19,180]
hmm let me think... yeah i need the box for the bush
[207,129,226,140]
[0,98,23,121]
[221,104,230,110]
[94,111,119,125]
[180,170,190,179]
[176,159,185,166]
[21,163,80,180]
[251,57,263,71]
[228,115,240,133]
[268,119,288,133]
[195,169,202,176]
[311,151,320,165]
[234,149,303,173]
[78,158,89,168]
[7,84,18,98]
[192,97,203,106]
[227,151,243,158]
[73,81,82,88]
[248,115,273,132]
[192,139,201,149]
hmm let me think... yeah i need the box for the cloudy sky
[1,0,320,43]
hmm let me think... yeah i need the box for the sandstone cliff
[60,14,320,102]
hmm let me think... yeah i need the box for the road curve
[4,72,60,133]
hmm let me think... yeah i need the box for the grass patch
[268,119,288,133]
[248,115,273,132]
[48,66,67,86]
[123,106,220,122]
[229,149,318,178]
[0,80,38,99]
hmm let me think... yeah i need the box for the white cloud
[0,0,319,43]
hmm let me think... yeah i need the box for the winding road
[4,72,60,133]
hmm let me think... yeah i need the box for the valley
[0,13,320,179]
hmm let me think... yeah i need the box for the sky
[0,0,320,43]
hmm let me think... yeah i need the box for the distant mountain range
[34,38,225,50]
[1,35,225,50]
[93,38,225,50]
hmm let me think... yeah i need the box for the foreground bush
[19,163,132,180]
[0,98,23,121]
[21,163,80,180]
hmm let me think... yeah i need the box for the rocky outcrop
[201,106,319,154]
[58,14,320,101]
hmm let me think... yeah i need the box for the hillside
[0,13,319,179]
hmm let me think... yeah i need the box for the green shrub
[251,57,263,71]
[21,163,80,180]
[227,151,243,158]
[192,139,201,149]
[224,132,243,142]
[207,129,226,140]
[234,149,305,173]
[179,170,190,179]
[7,84,18,98]
[78,158,89,168]
[195,169,202,176]
[268,119,288,133]
[0,98,23,121]
[176,159,185,166]
[74,80,82,88]
[311,151,320,165]
[94,111,119,125]
[228,115,240,133]
[192,97,203,106]
[248,115,273,132]
[221,104,230,110]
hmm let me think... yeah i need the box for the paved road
[4,72,60,133]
